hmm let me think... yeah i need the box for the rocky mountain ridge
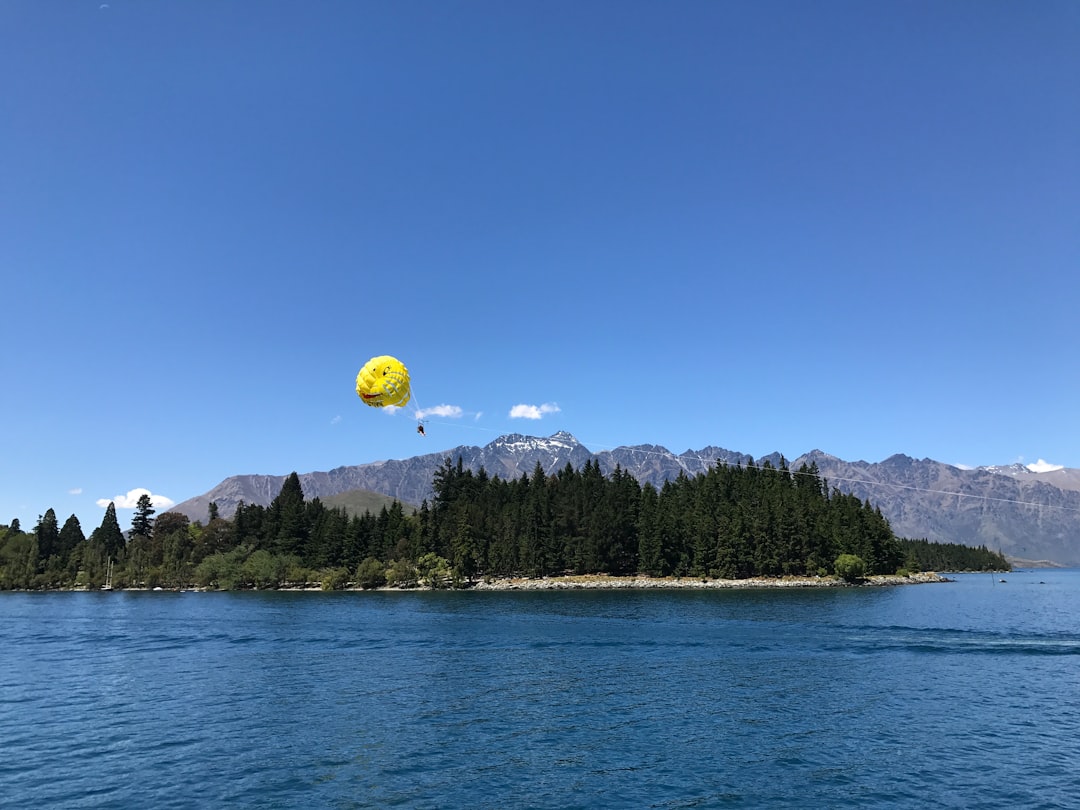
[168,432,1080,566]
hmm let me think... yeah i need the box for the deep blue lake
[2,570,1079,808]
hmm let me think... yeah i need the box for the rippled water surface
[3,570,1079,808]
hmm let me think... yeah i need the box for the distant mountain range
[169,431,1080,567]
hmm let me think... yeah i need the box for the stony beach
[469,572,947,590]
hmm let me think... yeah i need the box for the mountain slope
[793,451,1080,565]
[168,432,1080,565]
[320,489,413,518]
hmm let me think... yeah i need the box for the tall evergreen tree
[267,472,306,555]
[35,508,60,564]
[131,493,156,539]
[58,514,86,561]
[304,498,339,567]
[450,511,480,581]
[231,501,263,549]
[637,483,664,576]
[603,466,640,574]
[91,502,126,559]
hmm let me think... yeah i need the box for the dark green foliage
[306,498,347,568]
[0,456,1013,589]
[636,484,663,576]
[197,516,235,561]
[230,502,263,549]
[424,456,917,580]
[154,511,190,540]
[450,511,480,582]
[91,502,126,560]
[58,515,85,561]
[266,472,306,555]
[152,512,194,587]
[131,494,155,539]
[35,509,60,564]
[898,538,1010,572]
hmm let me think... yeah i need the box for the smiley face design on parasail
[355,355,411,408]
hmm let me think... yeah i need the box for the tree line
[0,457,1009,590]
[898,537,1011,573]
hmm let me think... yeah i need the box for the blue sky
[2,1,1078,530]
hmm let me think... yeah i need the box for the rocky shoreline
[468,572,947,590]
[60,571,948,593]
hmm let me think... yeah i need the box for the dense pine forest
[0,457,1010,590]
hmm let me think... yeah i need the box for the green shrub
[242,549,282,589]
[416,553,451,588]
[194,547,248,590]
[355,557,387,590]
[834,554,866,583]
[321,567,351,590]
[385,559,418,588]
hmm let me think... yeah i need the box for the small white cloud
[416,404,463,419]
[69,487,83,495]
[951,464,975,471]
[330,415,342,425]
[97,488,175,510]
[1026,459,1064,473]
[509,402,561,420]
[474,411,483,421]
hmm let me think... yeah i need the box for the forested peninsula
[1,457,1009,591]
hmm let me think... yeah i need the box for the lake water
[2,570,1079,809]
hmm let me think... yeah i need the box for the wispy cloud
[68,487,83,495]
[416,404,464,419]
[330,414,342,426]
[1026,459,1064,473]
[97,488,175,510]
[509,402,561,420]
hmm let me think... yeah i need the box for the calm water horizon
[2,569,1078,808]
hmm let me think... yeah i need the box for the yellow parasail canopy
[355,355,411,408]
